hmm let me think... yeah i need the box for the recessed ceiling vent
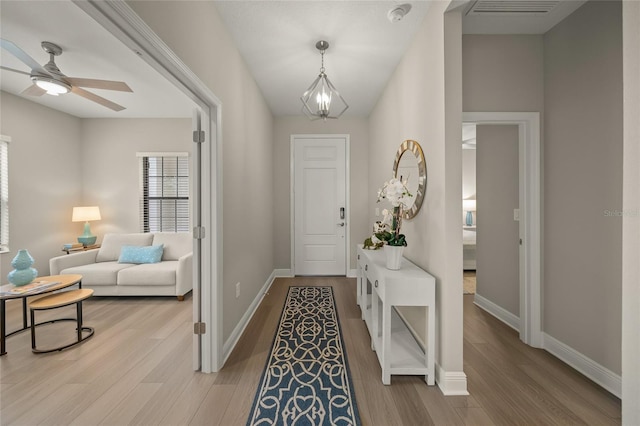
[466,0,560,16]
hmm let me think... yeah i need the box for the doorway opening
[78,1,224,372]
[462,112,541,348]
[462,124,477,295]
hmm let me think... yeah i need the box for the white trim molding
[273,269,294,278]
[223,270,279,363]
[75,0,224,372]
[436,365,469,396]
[543,333,621,398]
[473,293,520,332]
[463,112,542,348]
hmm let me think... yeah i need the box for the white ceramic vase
[384,245,404,270]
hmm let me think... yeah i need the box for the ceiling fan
[0,38,132,112]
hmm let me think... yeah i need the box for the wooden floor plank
[188,384,236,426]
[99,382,163,426]
[0,279,621,426]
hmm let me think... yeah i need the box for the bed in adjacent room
[463,228,476,270]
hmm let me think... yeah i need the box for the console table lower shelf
[357,244,436,385]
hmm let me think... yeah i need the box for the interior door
[293,136,347,276]
[192,108,202,371]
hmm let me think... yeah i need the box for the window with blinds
[0,136,8,253]
[138,153,190,233]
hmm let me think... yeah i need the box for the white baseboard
[395,309,469,395]
[273,269,293,277]
[542,333,621,398]
[473,293,520,331]
[222,270,278,363]
[347,268,357,278]
[436,364,469,395]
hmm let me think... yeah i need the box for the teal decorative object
[8,249,38,286]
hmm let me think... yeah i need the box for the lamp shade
[463,199,476,212]
[72,206,101,222]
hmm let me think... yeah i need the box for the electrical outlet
[235,282,240,298]
[514,209,520,221]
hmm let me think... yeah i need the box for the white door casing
[292,135,349,276]
[77,1,224,372]
[463,112,542,348]
[192,108,202,371]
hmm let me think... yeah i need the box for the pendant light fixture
[300,40,348,121]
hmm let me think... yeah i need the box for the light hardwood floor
[0,277,620,425]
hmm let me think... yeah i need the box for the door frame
[463,112,542,348]
[290,134,350,276]
[75,1,224,372]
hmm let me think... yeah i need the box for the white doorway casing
[291,134,350,276]
[463,112,542,348]
[75,1,224,372]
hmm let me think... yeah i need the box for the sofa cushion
[61,262,135,286]
[117,261,179,286]
[118,244,164,264]
[152,233,192,261]
[97,233,154,263]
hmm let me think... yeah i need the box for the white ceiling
[461,0,587,34]
[214,1,433,117]
[0,0,194,118]
[0,0,586,120]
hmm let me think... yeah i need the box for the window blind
[0,136,9,253]
[138,152,189,233]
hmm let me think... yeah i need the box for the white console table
[356,244,436,385]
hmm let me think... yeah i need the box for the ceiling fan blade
[0,65,31,76]
[21,84,47,97]
[66,77,133,92]
[0,39,48,75]
[71,86,125,112]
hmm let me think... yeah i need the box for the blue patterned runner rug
[247,286,361,426]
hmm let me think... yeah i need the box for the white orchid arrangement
[364,177,413,249]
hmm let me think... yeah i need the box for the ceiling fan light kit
[300,40,348,121]
[33,76,71,95]
[0,38,132,111]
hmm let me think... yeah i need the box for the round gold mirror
[393,140,426,220]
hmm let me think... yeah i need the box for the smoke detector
[387,3,412,22]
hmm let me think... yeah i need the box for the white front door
[293,135,347,276]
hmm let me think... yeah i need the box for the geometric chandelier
[300,40,348,121]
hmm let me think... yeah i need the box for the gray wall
[543,0,622,374]
[476,125,519,316]
[368,2,465,383]
[273,116,369,271]
[128,1,275,342]
[462,149,476,201]
[0,92,82,275]
[80,118,192,237]
[463,35,544,113]
[462,1,623,375]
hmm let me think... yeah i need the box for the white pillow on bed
[463,229,477,245]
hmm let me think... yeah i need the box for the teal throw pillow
[118,244,164,264]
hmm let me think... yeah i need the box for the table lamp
[463,199,476,226]
[72,206,101,246]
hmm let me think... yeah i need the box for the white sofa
[49,232,193,300]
